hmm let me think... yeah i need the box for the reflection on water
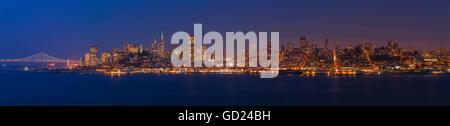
[0,70,449,106]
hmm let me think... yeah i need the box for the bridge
[0,52,79,63]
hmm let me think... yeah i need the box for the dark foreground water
[0,70,449,106]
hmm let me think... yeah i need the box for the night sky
[0,0,449,59]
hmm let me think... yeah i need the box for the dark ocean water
[0,70,449,106]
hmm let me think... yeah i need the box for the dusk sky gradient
[0,0,449,59]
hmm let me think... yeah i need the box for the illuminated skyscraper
[160,32,165,56]
[123,43,139,54]
[189,35,196,65]
[335,40,340,50]
[300,36,308,48]
[83,45,99,67]
[312,41,317,50]
[151,39,159,55]
[111,48,122,64]
[139,44,143,53]
[101,52,112,64]
[90,45,99,55]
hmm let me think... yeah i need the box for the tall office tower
[139,44,143,53]
[123,43,139,54]
[312,41,317,50]
[387,40,398,56]
[90,45,99,56]
[393,42,399,50]
[101,52,112,64]
[300,36,308,48]
[84,45,99,67]
[111,48,121,64]
[335,40,340,50]
[151,39,158,55]
[160,32,165,56]
[333,50,339,71]
[324,39,329,50]
[189,35,197,65]
[388,40,394,47]
[267,40,272,57]
[387,40,395,51]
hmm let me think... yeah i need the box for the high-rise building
[312,41,317,50]
[111,48,122,64]
[160,32,165,56]
[83,45,100,67]
[189,35,196,64]
[151,39,159,55]
[101,52,112,64]
[123,43,139,54]
[139,44,143,54]
[90,45,99,55]
[388,41,394,49]
[335,40,340,50]
[300,36,308,48]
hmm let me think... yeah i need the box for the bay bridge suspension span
[0,52,79,64]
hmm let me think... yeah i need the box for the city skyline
[0,0,449,58]
[1,1,450,122]
[1,36,447,61]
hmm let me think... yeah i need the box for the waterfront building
[101,52,113,64]
[82,45,100,67]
